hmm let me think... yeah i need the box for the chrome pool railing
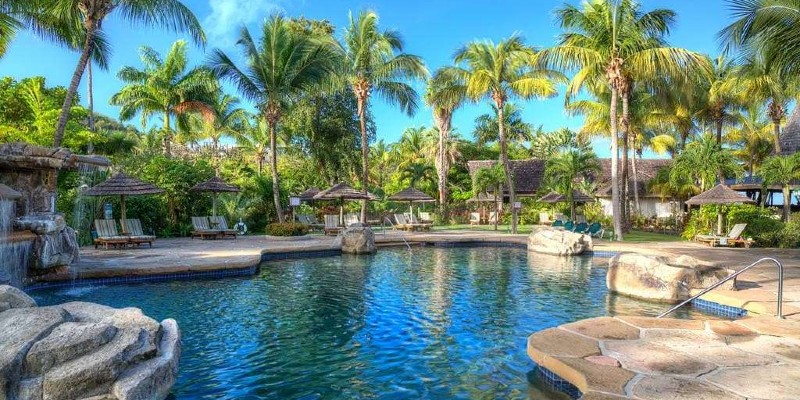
[657,257,785,319]
[382,216,411,250]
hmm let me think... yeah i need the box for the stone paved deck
[528,315,800,399]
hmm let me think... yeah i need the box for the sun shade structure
[190,176,240,217]
[314,183,378,224]
[298,187,321,202]
[685,184,755,236]
[685,184,756,206]
[388,187,435,216]
[82,172,164,233]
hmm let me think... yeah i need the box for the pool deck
[35,229,800,399]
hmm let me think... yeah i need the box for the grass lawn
[434,224,683,243]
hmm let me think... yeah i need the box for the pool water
[32,247,698,399]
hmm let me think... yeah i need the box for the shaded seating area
[191,216,220,240]
[298,214,324,231]
[686,184,756,247]
[209,215,238,239]
[324,215,342,236]
[93,219,130,249]
[696,223,749,247]
[122,218,156,247]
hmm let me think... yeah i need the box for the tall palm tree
[540,0,708,240]
[341,10,428,222]
[727,105,773,177]
[426,67,466,217]
[698,55,743,146]
[454,35,561,233]
[545,149,601,219]
[394,126,435,169]
[209,15,336,223]
[185,92,248,169]
[473,103,533,147]
[51,0,205,148]
[110,40,217,156]
[671,134,742,192]
[761,154,800,221]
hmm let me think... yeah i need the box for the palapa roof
[685,184,755,206]
[779,106,800,155]
[466,192,496,203]
[190,176,240,193]
[297,187,321,201]
[314,182,377,200]
[538,190,594,204]
[388,187,435,202]
[82,172,163,196]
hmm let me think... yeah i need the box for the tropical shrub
[682,204,783,246]
[266,222,309,236]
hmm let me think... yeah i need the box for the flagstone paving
[528,315,800,399]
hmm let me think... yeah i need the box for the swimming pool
[31,246,699,399]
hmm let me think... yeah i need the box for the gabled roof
[467,159,546,196]
[780,106,800,155]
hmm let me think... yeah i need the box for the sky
[0,0,732,158]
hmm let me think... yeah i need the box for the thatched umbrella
[298,187,321,202]
[685,184,755,235]
[82,172,164,233]
[190,176,240,217]
[314,182,377,225]
[388,187,435,217]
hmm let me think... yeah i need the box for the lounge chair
[586,222,605,239]
[488,212,498,225]
[407,213,432,231]
[324,215,342,236]
[419,212,433,224]
[93,219,130,249]
[121,218,155,248]
[394,214,413,231]
[563,220,574,231]
[696,223,748,247]
[469,212,481,226]
[191,216,219,240]
[299,215,324,232]
[575,215,587,224]
[539,212,551,225]
[572,222,589,234]
[209,215,237,239]
[344,213,360,227]
[552,220,564,229]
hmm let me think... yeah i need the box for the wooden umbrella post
[120,194,127,234]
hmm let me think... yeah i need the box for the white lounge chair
[488,211,498,224]
[696,223,748,247]
[469,212,481,226]
[324,215,342,236]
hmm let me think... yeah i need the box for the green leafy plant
[266,222,309,237]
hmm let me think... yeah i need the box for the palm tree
[185,92,247,169]
[761,154,800,221]
[51,0,205,148]
[233,117,270,175]
[209,15,336,223]
[738,55,798,153]
[540,0,709,240]
[545,149,601,219]
[473,165,506,231]
[671,134,742,193]
[720,0,800,77]
[394,126,435,169]
[110,40,217,156]
[473,103,533,147]
[340,10,428,223]
[698,55,743,146]
[370,139,392,189]
[426,67,466,217]
[454,35,561,233]
[727,105,773,177]
[400,162,436,190]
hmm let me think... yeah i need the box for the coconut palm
[426,67,467,216]
[50,0,204,148]
[453,35,561,233]
[545,149,601,219]
[209,15,336,223]
[394,126,435,169]
[761,154,800,221]
[110,40,217,157]
[473,165,506,231]
[671,134,742,193]
[400,162,436,190]
[184,92,248,169]
[697,55,743,146]
[340,10,428,222]
[720,0,800,77]
[539,0,709,240]
[233,117,270,175]
[727,105,774,177]
[473,103,533,147]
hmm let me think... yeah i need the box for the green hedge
[682,204,790,247]
[266,222,309,236]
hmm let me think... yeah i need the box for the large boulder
[527,226,592,256]
[607,253,735,302]
[0,285,180,400]
[341,224,377,255]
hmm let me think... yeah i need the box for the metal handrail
[383,216,411,250]
[657,257,784,319]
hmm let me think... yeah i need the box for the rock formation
[607,253,735,302]
[527,226,592,256]
[340,223,376,255]
[0,285,180,400]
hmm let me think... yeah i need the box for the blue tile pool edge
[533,365,583,399]
[691,298,748,319]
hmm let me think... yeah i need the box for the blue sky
[0,0,730,157]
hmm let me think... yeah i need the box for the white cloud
[204,0,282,46]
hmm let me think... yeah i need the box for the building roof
[82,172,164,196]
[468,158,672,199]
[780,106,800,155]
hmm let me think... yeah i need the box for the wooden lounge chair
[696,223,748,247]
[209,216,237,239]
[298,215,323,232]
[539,212,551,225]
[488,212,498,225]
[324,215,343,236]
[407,213,432,231]
[93,219,130,249]
[121,218,155,248]
[419,212,433,224]
[344,213,360,227]
[394,214,413,231]
[191,216,219,240]
[469,212,481,226]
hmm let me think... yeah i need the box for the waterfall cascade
[0,199,32,287]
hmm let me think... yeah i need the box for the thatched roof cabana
[190,176,240,193]
[314,183,377,224]
[388,187,435,203]
[297,187,321,201]
[82,172,164,232]
[685,184,755,206]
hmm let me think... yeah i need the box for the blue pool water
[31,247,696,399]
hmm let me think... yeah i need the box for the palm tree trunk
[496,100,517,234]
[163,107,172,157]
[715,117,723,146]
[494,188,499,231]
[54,21,97,147]
[621,90,630,231]
[435,114,450,221]
[87,61,95,153]
[269,122,284,223]
[632,150,640,215]
[773,119,783,154]
[783,184,790,222]
[609,87,623,241]
[357,95,369,224]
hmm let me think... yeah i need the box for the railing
[382,216,411,250]
[657,257,785,319]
